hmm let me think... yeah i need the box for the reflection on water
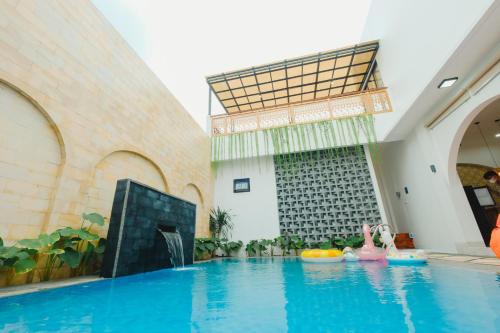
[302,262,346,283]
[0,258,499,332]
[174,267,202,271]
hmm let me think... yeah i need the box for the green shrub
[16,212,106,281]
[0,238,37,284]
[334,235,364,249]
[274,236,291,256]
[289,235,305,256]
[209,207,233,239]
[0,212,106,284]
[245,240,259,257]
[319,240,333,249]
[219,239,243,257]
[334,234,383,249]
[194,238,219,261]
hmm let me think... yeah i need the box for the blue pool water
[1,258,500,332]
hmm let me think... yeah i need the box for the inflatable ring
[301,249,344,263]
[386,251,427,265]
[387,257,427,265]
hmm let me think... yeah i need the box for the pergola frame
[207,41,379,114]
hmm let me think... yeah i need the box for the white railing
[210,88,392,136]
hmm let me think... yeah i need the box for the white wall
[360,0,500,255]
[377,73,500,255]
[213,146,391,249]
[458,141,500,168]
[457,112,500,167]
[213,156,281,245]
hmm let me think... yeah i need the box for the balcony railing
[210,88,392,136]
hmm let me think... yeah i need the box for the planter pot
[196,251,212,261]
[0,269,28,287]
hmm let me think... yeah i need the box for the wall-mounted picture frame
[473,186,495,207]
[233,178,250,193]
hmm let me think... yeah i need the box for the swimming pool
[1,258,499,332]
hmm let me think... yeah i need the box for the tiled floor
[429,253,500,266]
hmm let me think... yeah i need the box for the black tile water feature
[101,179,196,278]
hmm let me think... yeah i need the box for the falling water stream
[158,229,185,268]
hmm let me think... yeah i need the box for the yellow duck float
[301,249,343,263]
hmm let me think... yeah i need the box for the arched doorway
[456,98,500,246]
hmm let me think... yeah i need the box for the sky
[91,0,372,128]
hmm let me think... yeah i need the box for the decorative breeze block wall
[274,147,381,243]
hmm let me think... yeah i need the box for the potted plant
[209,207,234,239]
[219,239,243,257]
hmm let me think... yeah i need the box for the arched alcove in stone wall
[86,150,168,235]
[181,183,207,236]
[0,81,64,242]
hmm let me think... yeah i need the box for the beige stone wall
[0,0,212,243]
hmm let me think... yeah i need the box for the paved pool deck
[0,276,102,299]
[0,253,499,299]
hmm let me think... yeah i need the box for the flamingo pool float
[356,224,387,261]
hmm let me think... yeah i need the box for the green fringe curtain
[211,114,378,163]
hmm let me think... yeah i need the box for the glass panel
[303,63,317,74]
[217,91,233,100]
[227,79,242,89]
[236,97,249,104]
[256,72,271,83]
[288,77,301,87]
[271,69,286,80]
[232,88,245,97]
[302,74,316,85]
[335,55,352,68]
[211,81,229,92]
[352,51,372,65]
[241,76,257,86]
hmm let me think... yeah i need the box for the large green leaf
[45,248,64,255]
[0,246,21,259]
[49,231,61,243]
[75,229,99,241]
[53,237,77,249]
[82,213,105,226]
[13,258,36,274]
[57,227,78,237]
[16,251,30,260]
[38,233,53,247]
[205,243,216,251]
[60,248,81,268]
[18,231,62,250]
[17,238,42,250]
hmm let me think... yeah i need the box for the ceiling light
[495,133,500,138]
[438,77,458,89]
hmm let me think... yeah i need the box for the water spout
[158,228,185,268]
